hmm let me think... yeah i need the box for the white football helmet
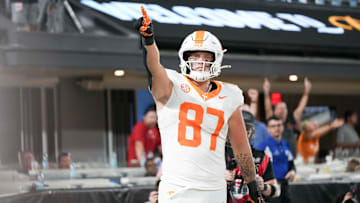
[178,30,231,82]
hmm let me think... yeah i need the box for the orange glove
[134,6,154,45]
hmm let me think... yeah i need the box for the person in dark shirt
[225,111,280,203]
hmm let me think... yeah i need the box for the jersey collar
[182,75,222,101]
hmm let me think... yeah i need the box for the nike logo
[219,96,227,99]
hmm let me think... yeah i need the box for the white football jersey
[157,69,244,190]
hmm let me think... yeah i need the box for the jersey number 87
[178,102,224,151]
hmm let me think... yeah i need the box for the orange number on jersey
[178,102,224,151]
[178,102,203,148]
[207,107,224,151]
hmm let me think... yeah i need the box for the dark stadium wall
[59,78,107,163]
[0,87,21,165]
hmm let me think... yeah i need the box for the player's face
[188,51,214,72]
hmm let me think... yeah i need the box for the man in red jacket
[127,105,161,167]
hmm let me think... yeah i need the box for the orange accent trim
[168,191,175,196]
[194,30,205,47]
[183,75,222,101]
[248,197,262,203]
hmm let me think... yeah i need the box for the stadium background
[0,0,359,202]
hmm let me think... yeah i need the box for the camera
[225,141,237,171]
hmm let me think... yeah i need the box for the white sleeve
[230,85,244,115]
[164,69,180,85]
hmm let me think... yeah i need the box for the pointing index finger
[141,6,151,25]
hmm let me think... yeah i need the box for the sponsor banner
[80,0,360,50]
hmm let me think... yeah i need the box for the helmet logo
[194,30,205,47]
[181,83,191,93]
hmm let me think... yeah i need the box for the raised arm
[135,7,172,105]
[263,78,273,119]
[228,107,264,203]
[293,77,312,128]
[248,88,259,118]
[306,118,344,140]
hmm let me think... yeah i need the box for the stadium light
[114,70,125,77]
[289,74,298,82]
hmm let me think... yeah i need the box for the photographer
[335,192,358,203]
[225,110,280,203]
[146,180,160,203]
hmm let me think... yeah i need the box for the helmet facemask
[182,51,218,82]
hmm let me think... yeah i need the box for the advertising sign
[80,0,360,52]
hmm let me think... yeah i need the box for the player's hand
[247,180,264,203]
[134,6,154,45]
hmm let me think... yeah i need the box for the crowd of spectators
[17,150,73,174]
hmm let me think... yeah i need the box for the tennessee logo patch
[181,83,191,93]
